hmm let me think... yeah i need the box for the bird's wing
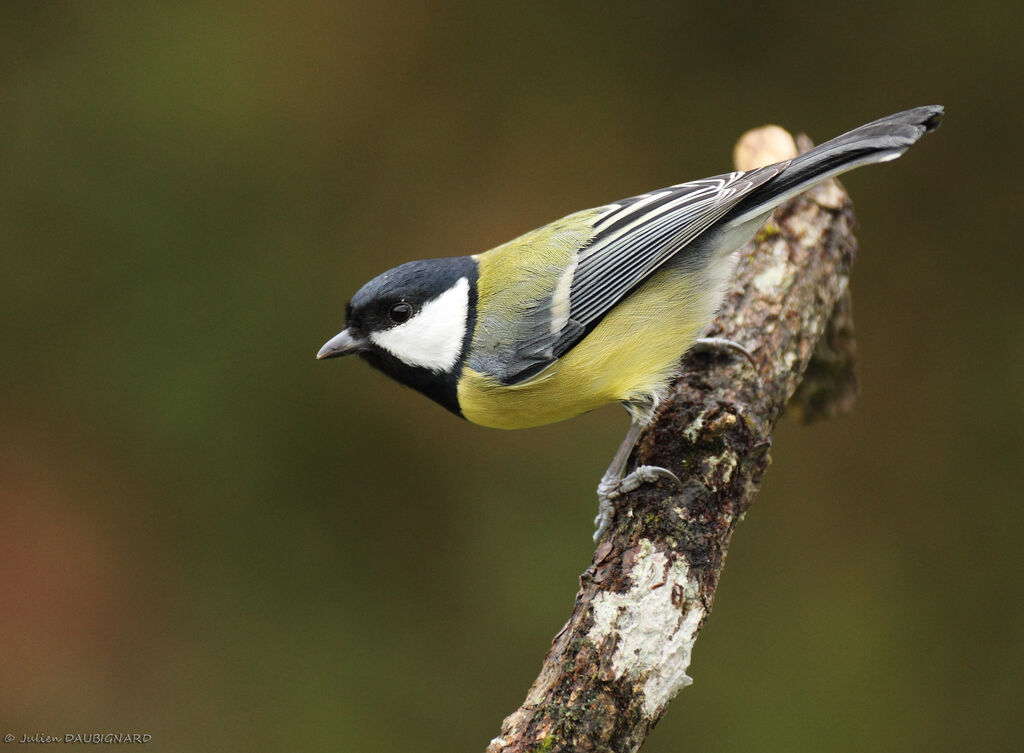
[472,166,782,385]
[560,167,781,337]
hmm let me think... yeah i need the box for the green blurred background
[2,2,1020,751]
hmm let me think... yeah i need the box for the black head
[317,256,478,416]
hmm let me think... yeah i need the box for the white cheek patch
[370,277,469,373]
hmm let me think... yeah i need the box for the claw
[692,336,757,369]
[590,335,753,543]
[593,464,681,542]
[618,464,682,494]
[593,503,613,543]
[593,494,615,532]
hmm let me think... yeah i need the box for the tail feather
[725,105,943,225]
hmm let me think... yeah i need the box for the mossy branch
[486,126,860,753]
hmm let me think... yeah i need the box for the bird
[317,106,943,542]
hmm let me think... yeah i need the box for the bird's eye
[388,302,413,323]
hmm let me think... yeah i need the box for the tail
[725,105,943,225]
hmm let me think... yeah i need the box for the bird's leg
[691,337,757,369]
[592,339,755,543]
[594,420,681,543]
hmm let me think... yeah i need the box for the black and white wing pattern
[493,166,782,385]
[556,167,781,348]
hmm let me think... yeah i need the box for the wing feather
[474,165,783,385]
[564,168,780,329]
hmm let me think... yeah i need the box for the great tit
[318,106,942,541]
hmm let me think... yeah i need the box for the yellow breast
[457,267,718,429]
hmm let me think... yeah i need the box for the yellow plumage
[318,105,942,540]
[457,204,737,429]
[459,265,719,429]
[468,209,596,355]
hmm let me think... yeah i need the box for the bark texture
[486,128,860,753]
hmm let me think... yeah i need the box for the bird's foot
[692,336,757,369]
[593,465,682,543]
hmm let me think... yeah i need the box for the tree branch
[486,126,860,753]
